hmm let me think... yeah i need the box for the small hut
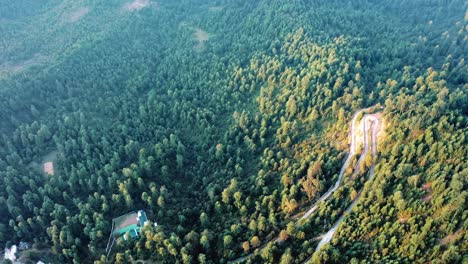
[43,162,54,175]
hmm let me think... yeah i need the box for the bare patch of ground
[178,23,210,51]
[398,211,411,224]
[124,0,150,11]
[422,194,433,202]
[0,54,49,77]
[363,227,379,241]
[66,7,90,23]
[193,28,209,51]
[421,181,433,202]
[409,129,425,140]
[440,229,464,246]
[422,182,432,191]
[208,6,224,12]
[194,28,209,42]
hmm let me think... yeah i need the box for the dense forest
[0,0,466,263]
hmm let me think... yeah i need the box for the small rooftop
[43,162,54,175]
[112,210,149,239]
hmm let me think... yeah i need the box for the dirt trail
[229,108,382,264]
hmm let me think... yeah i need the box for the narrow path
[228,108,379,264]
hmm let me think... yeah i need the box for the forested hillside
[0,0,466,263]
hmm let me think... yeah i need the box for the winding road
[305,113,382,263]
[229,108,383,264]
[298,109,364,221]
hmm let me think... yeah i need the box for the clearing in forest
[440,229,464,246]
[28,150,58,176]
[193,28,209,50]
[178,23,210,51]
[194,28,209,42]
[208,6,224,12]
[0,54,49,77]
[421,182,433,202]
[66,7,90,23]
[124,0,150,11]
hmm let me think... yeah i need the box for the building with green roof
[112,210,149,240]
